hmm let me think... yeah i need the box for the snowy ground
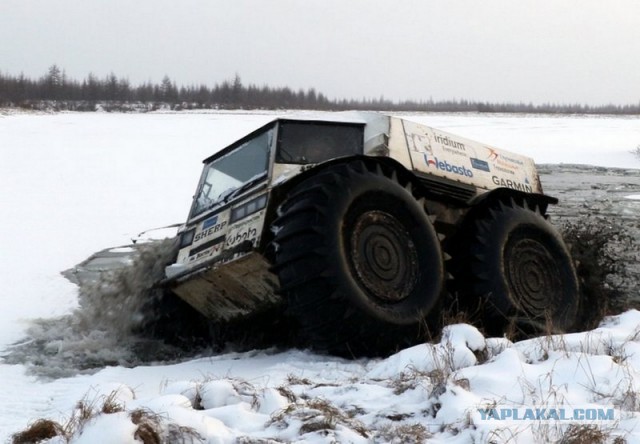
[1,111,639,443]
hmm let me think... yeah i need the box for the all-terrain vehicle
[161,112,579,355]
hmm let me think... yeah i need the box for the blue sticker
[202,215,219,230]
[470,158,491,172]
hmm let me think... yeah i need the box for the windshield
[192,126,273,217]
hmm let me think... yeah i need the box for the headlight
[179,228,196,248]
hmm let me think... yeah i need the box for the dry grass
[375,423,432,443]
[389,366,432,395]
[11,419,65,444]
[236,438,287,444]
[64,396,103,436]
[269,396,369,439]
[558,424,611,444]
[101,390,126,414]
[12,392,109,443]
[130,408,203,444]
[276,385,297,403]
[284,374,313,386]
[12,389,203,444]
[130,409,163,444]
[194,377,261,410]
[232,379,261,410]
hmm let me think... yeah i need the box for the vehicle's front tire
[272,162,444,356]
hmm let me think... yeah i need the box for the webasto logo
[424,154,473,177]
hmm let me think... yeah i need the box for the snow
[1,111,639,442]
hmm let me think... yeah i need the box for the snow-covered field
[1,111,639,443]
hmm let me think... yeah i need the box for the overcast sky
[1,0,639,106]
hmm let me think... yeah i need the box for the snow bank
[9,311,638,442]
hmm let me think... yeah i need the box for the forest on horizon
[1,65,639,115]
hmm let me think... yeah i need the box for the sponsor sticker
[202,215,219,230]
[226,226,258,247]
[226,212,264,248]
[194,219,228,243]
[424,154,474,178]
[491,176,533,192]
[188,235,225,262]
[433,133,466,151]
[470,157,491,172]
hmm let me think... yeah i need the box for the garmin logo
[492,176,533,192]
[425,155,473,178]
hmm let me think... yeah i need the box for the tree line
[1,65,638,114]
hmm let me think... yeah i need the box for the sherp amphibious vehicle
[161,111,579,355]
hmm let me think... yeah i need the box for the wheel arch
[468,188,558,216]
[272,156,416,194]
[262,156,419,261]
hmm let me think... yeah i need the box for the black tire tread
[451,198,579,336]
[273,162,443,356]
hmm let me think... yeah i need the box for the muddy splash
[2,239,210,379]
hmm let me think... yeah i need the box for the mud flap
[168,253,282,322]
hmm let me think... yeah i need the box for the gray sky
[2,0,639,105]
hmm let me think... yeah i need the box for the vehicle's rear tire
[272,162,444,356]
[456,199,579,336]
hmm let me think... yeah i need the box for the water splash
[3,239,210,379]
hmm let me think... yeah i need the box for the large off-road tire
[459,199,579,336]
[272,162,444,356]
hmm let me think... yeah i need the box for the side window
[276,122,363,164]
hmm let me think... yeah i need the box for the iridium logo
[424,154,473,178]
